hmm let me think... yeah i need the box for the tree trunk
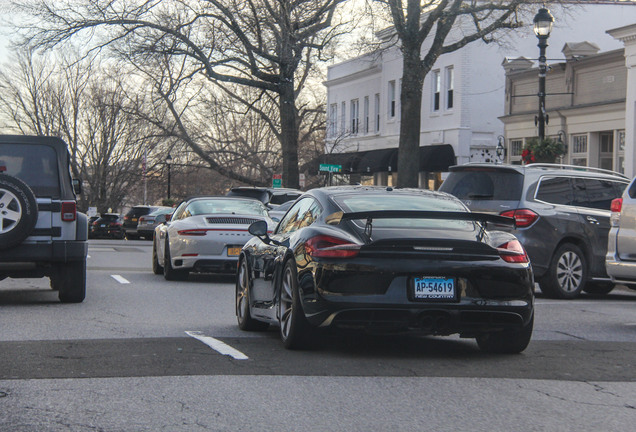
[279,79,300,189]
[397,49,425,188]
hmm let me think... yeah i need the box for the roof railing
[525,163,628,179]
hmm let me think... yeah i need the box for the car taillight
[61,201,76,222]
[112,222,122,227]
[610,198,623,226]
[305,235,360,258]
[178,229,209,236]
[499,209,539,228]
[497,240,529,263]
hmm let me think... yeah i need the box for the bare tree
[0,51,162,212]
[16,0,351,189]
[374,0,538,187]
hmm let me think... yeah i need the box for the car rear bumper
[0,241,87,263]
[171,255,239,274]
[300,264,534,336]
[605,255,636,284]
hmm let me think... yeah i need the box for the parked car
[123,205,162,240]
[268,199,294,222]
[439,163,629,299]
[606,177,636,289]
[153,196,275,280]
[236,186,534,353]
[226,186,302,209]
[0,135,87,303]
[137,207,173,239]
[89,213,124,239]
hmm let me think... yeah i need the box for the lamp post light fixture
[166,153,172,199]
[533,7,554,141]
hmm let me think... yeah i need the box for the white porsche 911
[152,196,276,280]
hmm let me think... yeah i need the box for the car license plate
[412,277,456,300]
[228,247,241,256]
[132,218,138,222]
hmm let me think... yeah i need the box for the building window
[374,93,380,132]
[510,140,523,156]
[599,132,613,171]
[388,80,396,118]
[363,96,369,134]
[329,103,337,137]
[572,134,588,166]
[350,99,359,134]
[433,70,441,112]
[445,67,454,110]
[341,101,346,134]
[618,130,625,174]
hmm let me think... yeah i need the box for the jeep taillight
[499,209,539,228]
[610,198,623,227]
[61,201,77,222]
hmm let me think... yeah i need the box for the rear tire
[0,174,38,249]
[539,243,587,299]
[152,238,163,275]
[163,238,188,281]
[279,260,313,349]
[476,314,533,354]
[236,259,269,331]
[56,260,87,303]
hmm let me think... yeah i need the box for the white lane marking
[185,331,249,360]
[111,275,130,284]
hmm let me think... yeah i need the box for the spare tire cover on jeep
[0,173,38,249]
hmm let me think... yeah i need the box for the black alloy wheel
[236,259,269,331]
[278,260,312,349]
[540,243,587,299]
[152,237,163,275]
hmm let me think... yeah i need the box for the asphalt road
[1,239,635,431]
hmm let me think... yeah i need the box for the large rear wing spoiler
[326,210,516,228]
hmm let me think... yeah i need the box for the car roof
[448,163,628,180]
[308,185,453,200]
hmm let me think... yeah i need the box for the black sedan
[89,213,125,239]
[236,186,534,354]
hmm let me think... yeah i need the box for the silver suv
[606,177,636,288]
[0,135,88,303]
[440,163,628,299]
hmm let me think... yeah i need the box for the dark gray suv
[439,163,628,299]
[0,135,88,303]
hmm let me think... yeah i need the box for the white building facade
[324,2,636,185]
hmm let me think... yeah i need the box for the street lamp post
[533,7,554,141]
[166,153,172,199]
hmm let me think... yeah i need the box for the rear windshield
[333,193,472,229]
[185,199,268,217]
[0,143,60,197]
[439,169,524,201]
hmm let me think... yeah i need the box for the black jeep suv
[440,163,629,299]
[0,135,88,303]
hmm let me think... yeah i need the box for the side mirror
[72,178,82,195]
[248,220,281,246]
[248,220,268,236]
